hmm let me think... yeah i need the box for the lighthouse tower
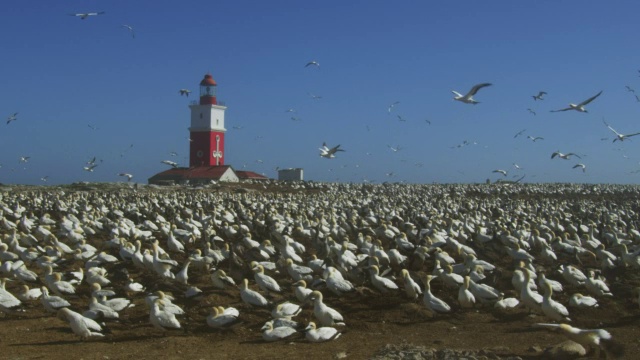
[189,73,227,167]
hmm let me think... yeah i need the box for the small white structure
[278,168,303,181]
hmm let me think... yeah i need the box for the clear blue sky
[2,0,640,185]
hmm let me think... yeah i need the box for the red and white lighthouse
[189,73,227,167]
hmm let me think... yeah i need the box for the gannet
[271,302,302,319]
[69,11,105,19]
[149,298,181,331]
[532,91,547,101]
[541,281,571,322]
[401,269,422,300]
[551,91,602,113]
[252,263,281,293]
[41,286,70,312]
[83,164,98,172]
[494,295,519,310]
[452,83,492,104]
[121,24,135,38]
[458,276,476,308]
[602,119,640,142]
[520,269,543,313]
[368,265,398,293]
[57,308,104,340]
[572,163,586,173]
[210,269,236,290]
[513,129,526,138]
[319,142,345,159]
[527,108,536,115]
[306,290,345,326]
[292,280,313,302]
[261,321,297,341]
[240,278,269,307]
[17,285,42,301]
[492,169,507,177]
[388,101,400,113]
[179,89,192,97]
[145,291,184,315]
[569,293,599,308]
[118,173,134,181]
[161,160,179,168]
[305,61,320,68]
[527,135,544,142]
[559,265,587,287]
[422,275,451,313]
[206,306,239,329]
[325,268,355,296]
[585,271,612,297]
[304,322,341,342]
[534,323,622,359]
[6,112,18,124]
[551,151,581,160]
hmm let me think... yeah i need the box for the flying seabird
[492,169,508,177]
[602,119,640,142]
[6,112,18,124]
[532,91,547,101]
[161,160,179,168]
[388,101,400,113]
[527,135,544,142]
[19,156,30,163]
[551,91,602,113]
[551,151,581,160]
[70,12,105,19]
[40,176,49,182]
[527,108,536,116]
[452,83,492,104]
[308,93,322,100]
[118,173,134,181]
[319,143,345,159]
[121,25,135,38]
[573,163,586,173]
[625,85,635,93]
[305,61,320,68]
[179,89,192,97]
[513,129,526,138]
[83,164,98,172]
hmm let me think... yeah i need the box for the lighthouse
[189,73,227,167]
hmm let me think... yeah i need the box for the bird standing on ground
[452,83,492,104]
[551,91,602,113]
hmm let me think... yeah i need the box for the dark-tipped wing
[466,83,492,96]
[567,153,581,159]
[578,90,602,106]
[550,107,572,112]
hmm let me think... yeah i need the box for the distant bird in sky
[290,117,302,122]
[492,169,507,176]
[305,61,320,68]
[527,135,544,142]
[40,176,49,182]
[118,173,134,181]
[388,101,400,113]
[635,95,640,103]
[424,119,431,125]
[514,129,526,138]
[551,151,581,160]
[452,83,492,104]
[319,142,345,159]
[70,12,105,20]
[19,156,30,163]
[527,108,536,116]
[625,85,635,93]
[308,93,322,100]
[388,145,402,152]
[532,91,547,101]
[285,108,295,113]
[602,119,640,142]
[83,164,98,172]
[550,91,602,113]
[573,163,586,173]
[161,160,178,168]
[6,112,18,124]
[513,163,523,170]
[87,124,98,130]
[397,115,406,122]
[121,25,135,38]
[169,151,178,157]
[86,156,97,166]
[179,89,192,97]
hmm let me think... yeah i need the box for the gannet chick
[252,263,281,293]
[306,290,345,326]
[41,286,70,312]
[150,298,181,332]
[401,269,422,300]
[534,323,623,359]
[292,280,313,302]
[271,302,302,319]
[261,321,297,342]
[206,306,239,329]
[458,276,476,308]
[368,265,398,293]
[569,293,599,308]
[211,269,236,290]
[304,322,342,343]
[422,275,451,313]
[57,308,105,340]
[541,282,571,322]
[240,278,269,307]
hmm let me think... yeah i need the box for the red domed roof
[200,74,217,86]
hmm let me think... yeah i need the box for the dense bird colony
[0,181,638,358]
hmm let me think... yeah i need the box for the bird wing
[567,153,581,159]
[466,83,492,96]
[539,91,547,96]
[551,152,560,159]
[624,132,640,138]
[550,107,572,112]
[451,90,463,98]
[578,90,602,106]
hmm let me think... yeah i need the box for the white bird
[252,263,281,293]
[492,169,507,177]
[179,89,192,97]
[368,265,398,293]
[292,280,313,302]
[210,269,236,290]
[422,275,450,313]
[149,298,181,331]
[551,91,602,113]
[569,293,599,308]
[206,306,239,329]
[57,308,105,340]
[161,160,179,168]
[306,290,345,326]
[304,322,341,342]
[458,276,476,308]
[452,83,492,104]
[532,91,547,101]
[551,151,581,160]
[121,24,135,38]
[271,302,302,319]
[261,321,297,341]
[585,271,613,297]
[83,164,98,172]
[527,135,544,142]
[118,173,133,181]
[239,278,269,307]
[6,112,18,124]
[17,285,42,301]
[573,163,586,173]
[401,269,422,300]
[70,12,105,20]
[527,108,537,115]
[319,142,345,159]
[534,323,620,359]
[541,281,571,322]
[603,119,640,142]
[305,61,320,68]
[388,101,400,113]
[40,286,70,312]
